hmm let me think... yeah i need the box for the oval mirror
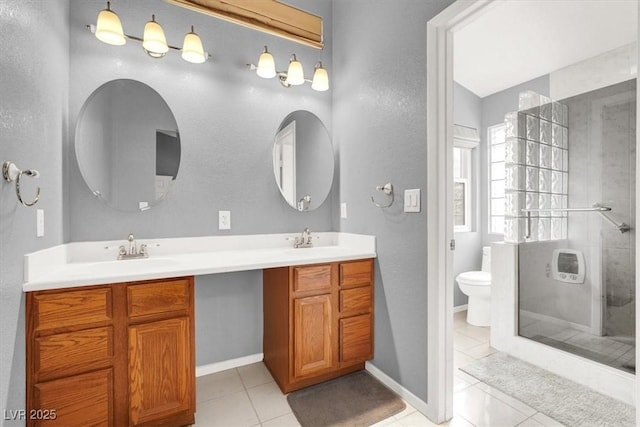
[273,111,334,211]
[75,79,181,212]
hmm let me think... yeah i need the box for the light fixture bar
[247,46,329,91]
[86,24,212,60]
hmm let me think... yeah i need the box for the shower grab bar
[522,205,631,238]
[521,207,611,213]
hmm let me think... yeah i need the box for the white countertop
[23,232,376,292]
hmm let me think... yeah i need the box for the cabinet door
[293,294,333,378]
[128,317,193,426]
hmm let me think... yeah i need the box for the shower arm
[522,204,631,239]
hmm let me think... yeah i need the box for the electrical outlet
[341,202,347,219]
[218,210,231,230]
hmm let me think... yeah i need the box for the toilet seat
[456,271,491,286]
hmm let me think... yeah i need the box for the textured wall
[68,0,333,367]
[332,0,455,403]
[0,1,69,423]
[453,82,483,307]
[68,0,334,240]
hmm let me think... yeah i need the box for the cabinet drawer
[339,260,372,289]
[32,288,112,333]
[35,327,113,381]
[292,264,332,294]
[127,278,190,318]
[340,314,372,364]
[33,368,113,427]
[340,287,372,315]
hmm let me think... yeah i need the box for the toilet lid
[456,271,491,285]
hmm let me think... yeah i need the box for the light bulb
[143,14,168,57]
[256,46,276,78]
[95,1,126,46]
[311,62,329,91]
[181,26,206,64]
[286,54,304,86]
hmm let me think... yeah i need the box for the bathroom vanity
[263,259,374,393]
[26,277,195,427]
[22,233,376,426]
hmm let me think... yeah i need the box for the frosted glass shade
[311,62,329,91]
[286,55,304,86]
[143,15,168,56]
[181,27,205,64]
[256,47,276,78]
[95,4,126,46]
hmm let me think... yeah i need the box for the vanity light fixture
[88,2,210,64]
[95,1,126,46]
[248,46,329,91]
[142,15,168,58]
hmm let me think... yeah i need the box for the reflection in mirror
[273,111,333,211]
[75,79,180,212]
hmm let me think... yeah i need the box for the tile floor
[193,310,565,426]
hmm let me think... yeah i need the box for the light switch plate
[218,210,231,230]
[404,189,421,213]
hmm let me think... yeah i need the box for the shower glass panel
[516,80,636,373]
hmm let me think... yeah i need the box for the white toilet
[456,246,491,327]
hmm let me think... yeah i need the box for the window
[452,124,478,233]
[453,147,471,232]
[488,124,506,234]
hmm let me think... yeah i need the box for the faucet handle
[139,243,147,255]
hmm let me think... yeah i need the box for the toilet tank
[481,246,491,272]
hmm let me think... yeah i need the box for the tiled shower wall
[563,80,637,338]
[504,92,569,243]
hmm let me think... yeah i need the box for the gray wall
[480,75,550,245]
[67,0,333,367]
[0,1,69,423]
[68,0,334,240]
[333,0,455,403]
[453,82,483,307]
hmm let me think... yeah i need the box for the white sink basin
[69,258,180,276]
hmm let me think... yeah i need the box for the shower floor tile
[518,314,635,373]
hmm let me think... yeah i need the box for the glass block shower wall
[504,91,569,243]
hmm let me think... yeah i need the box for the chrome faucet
[118,234,148,260]
[293,227,313,248]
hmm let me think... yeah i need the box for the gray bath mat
[287,371,406,426]
[461,352,635,427]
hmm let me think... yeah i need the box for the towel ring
[3,161,40,207]
[371,182,394,208]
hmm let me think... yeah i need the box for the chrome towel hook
[3,161,41,207]
[371,182,394,208]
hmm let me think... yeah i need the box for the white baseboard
[454,304,468,313]
[365,362,429,417]
[196,353,263,377]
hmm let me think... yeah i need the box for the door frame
[425,1,495,422]
[426,0,640,424]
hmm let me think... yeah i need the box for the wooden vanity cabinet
[263,259,374,393]
[26,277,195,427]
